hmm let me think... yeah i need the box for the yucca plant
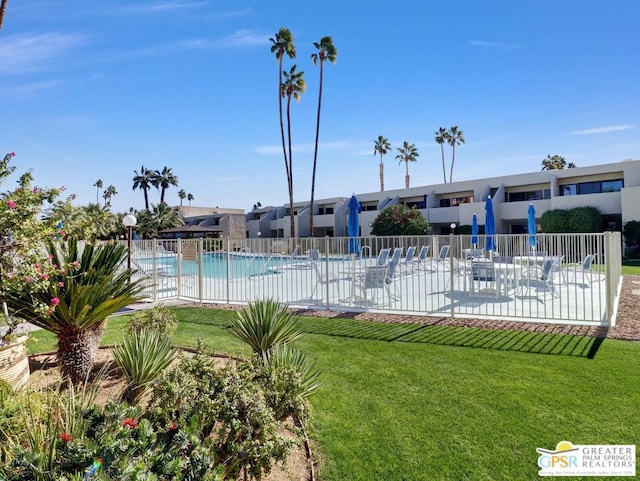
[112,329,177,403]
[229,299,303,357]
[5,239,145,384]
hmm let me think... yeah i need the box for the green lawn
[622,264,640,275]
[29,308,640,481]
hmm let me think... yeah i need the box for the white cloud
[3,79,63,98]
[0,32,88,74]
[118,1,208,14]
[469,40,523,50]
[569,125,635,135]
[254,139,363,156]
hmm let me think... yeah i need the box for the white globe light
[123,214,137,227]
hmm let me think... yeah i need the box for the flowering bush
[0,152,71,342]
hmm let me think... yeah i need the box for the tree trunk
[286,96,295,238]
[144,188,149,210]
[379,157,384,191]
[57,322,106,384]
[440,144,447,183]
[405,161,410,188]
[310,61,324,238]
[0,0,8,31]
[449,145,456,183]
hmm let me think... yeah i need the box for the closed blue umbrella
[527,203,537,251]
[485,196,496,254]
[471,213,479,248]
[347,194,362,255]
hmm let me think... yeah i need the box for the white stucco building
[246,159,640,238]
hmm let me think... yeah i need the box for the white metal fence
[126,232,622,327]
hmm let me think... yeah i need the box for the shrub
[370,204,431,236]
[126,305,178,337]
[567,206,602,233]
[230,299,303,357]
[540,209,570,233]
[147,350,295,480]
[112,329,177,403]
[623,220,640,248]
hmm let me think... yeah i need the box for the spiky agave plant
[6,239,144,384]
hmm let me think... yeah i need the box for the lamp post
[450,222,456,235]
[122,214,137,271]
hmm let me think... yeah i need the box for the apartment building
[246,159,640,238]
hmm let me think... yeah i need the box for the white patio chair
[564,254,598,285]
[463,248,485,261]
[355,248,402,304]
[309,256,341,300]
[375,248,391,267]
[468,260,503,298]
[431,245,450,270]
[518,257,558,298]
[412,245,431,270]
[399,246,417,275]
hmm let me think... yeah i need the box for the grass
[622,264,640,275]
[28,307,640,480]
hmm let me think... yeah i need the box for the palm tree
[154,166,179,204]
[447,126,465,183]
[568,162,577,168]
[137,203,182,238]
[282,64,306,237]
[0,0,8,31]
[309,36,337,237]
[103,184,117,207]
[270,28,296,236]
[396,141,419,188]
[434,128,448,183]
[374,135,391,192]
[93,179,103,204]
[5,239,145,384]
[541,154,567,170]
[132,165,157,209]
[187,193,194,206]
[178,189,186,206]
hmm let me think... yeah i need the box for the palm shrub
[5,239,144,384]
[112,329,177,403]
[229,299,303,357]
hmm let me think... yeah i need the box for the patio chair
[564,254,598,285]
[493,255,513,264]
[355,248,402,304]
[412,245,431,270]
[468,260,503,298]
[309,258,341,300]
[518,257,557,298]
[431,245,450,270]
[375,248,391,267]
[399,246,417,274]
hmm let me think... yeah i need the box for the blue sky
[1,0,638,214]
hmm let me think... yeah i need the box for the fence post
[325,236,331,309]
[449,232,455,319]
[198,238,203,304]
[152,239,158,302]
[226,236,231,305]
[177,239,182,299]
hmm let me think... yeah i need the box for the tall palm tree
[187,193,194,206]
[102,184,117,207]
[447,126,465,183]
[396,141,419,188]
[5,239,145,384]
[434,128,449,183]
[93,179,103,204]
[567,161,577,168]
[178,188,186,206]
[270,28,296,236]
[309,36,337,237]
[282,64,306,237]
[0,0,8,31]
[374,135,391,192]
[541,154,567,170]
[154,166,179,204]
[136,203,182,239]
[132,165,157,209]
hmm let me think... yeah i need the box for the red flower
[122,417,138,429]
[6,200,16,209]
[50,297,60,306]
[169,421,177,431]
[60,432,72,443]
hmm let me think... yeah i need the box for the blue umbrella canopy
[485,197,496,253]
[527,203,537,250]
[347,194,362,255]
[471,213,479,247]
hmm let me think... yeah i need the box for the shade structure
[471,213,479,248]
[485,197,496,253]
[347,194,362,255]
[527,203,537,250]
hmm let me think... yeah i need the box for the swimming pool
[134,252,304,279]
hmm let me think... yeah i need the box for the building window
[438,196,473,208]
[559,179,623,196]
[506,190,551,202]
[363,205,377,211]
